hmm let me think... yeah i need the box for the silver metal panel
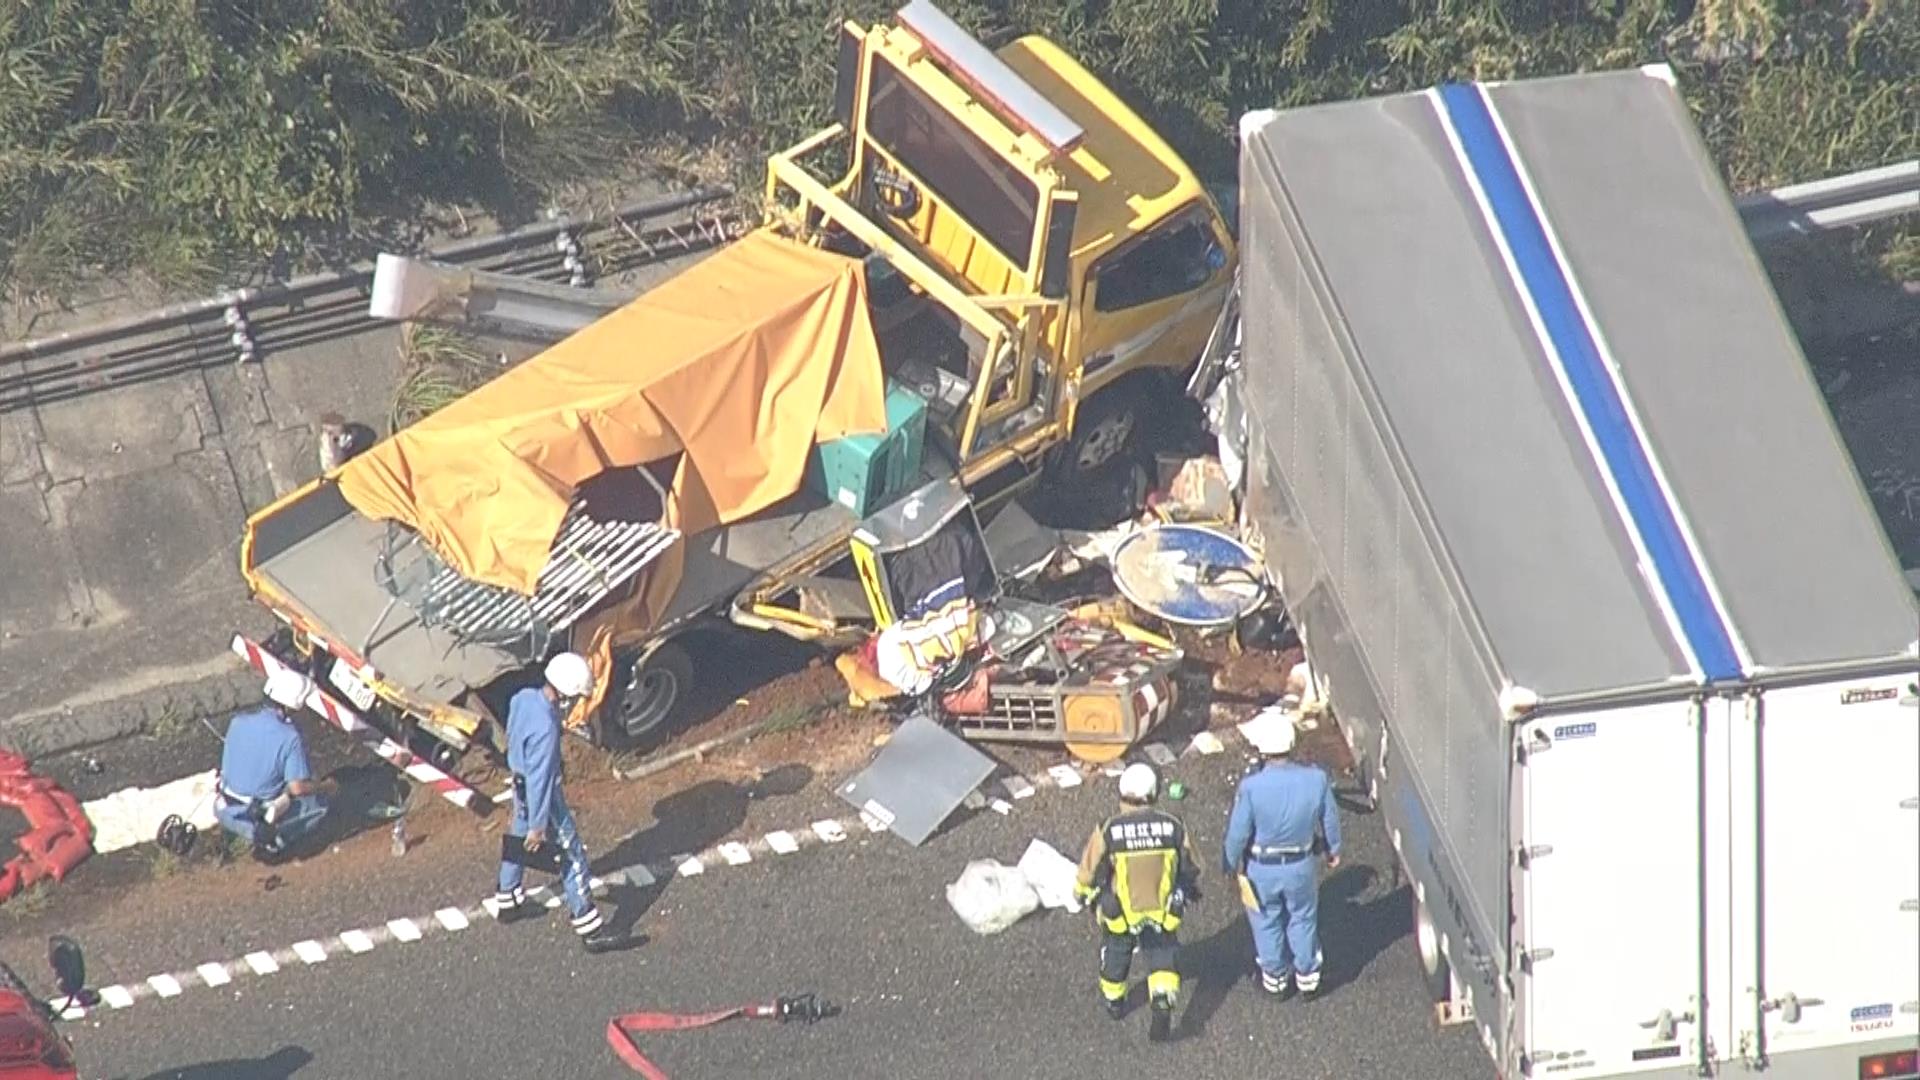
[1486,73,1920,672]
[835,714,997,846]
[894,1,1084,152]
[1242,99,1690,699]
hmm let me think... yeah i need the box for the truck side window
[1092,215,1223,313]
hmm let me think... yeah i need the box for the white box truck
[1207,67,1920,1080]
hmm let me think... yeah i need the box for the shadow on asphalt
[1317,865,1413,997]
[1173,906,1255,1041]
[592,764,815,936]
[136,1045,313,1079]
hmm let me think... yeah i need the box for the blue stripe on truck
[1434,82,1741,683]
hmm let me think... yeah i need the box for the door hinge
[1515,844,1553,869]
[1518,947,1555,974]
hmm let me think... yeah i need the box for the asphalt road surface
[38,737,1493,1080]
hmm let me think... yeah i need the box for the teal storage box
[808,381,928,516]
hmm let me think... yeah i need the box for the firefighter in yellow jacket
[1074,763,1203,1040]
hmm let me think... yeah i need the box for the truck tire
[611,641,693,741]
[1412,889,1453,1004]
[1060,382,1146,480]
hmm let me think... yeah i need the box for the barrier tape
[230,635,481,812]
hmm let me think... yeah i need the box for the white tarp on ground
[1015,838,1084,913]
[83,769,219,855]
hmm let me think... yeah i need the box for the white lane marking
[59,721,1270,1020]
[340,930,376,954]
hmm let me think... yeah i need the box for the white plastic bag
[1015,839,1083,913]
[945,859,1041,935]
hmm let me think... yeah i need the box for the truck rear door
[1517,699,1711,1075]
[1746,674,1920,1061]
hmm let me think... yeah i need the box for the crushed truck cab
[237,0,1232,765]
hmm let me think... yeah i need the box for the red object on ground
[605,996,834,1079]
[0,754,91,906]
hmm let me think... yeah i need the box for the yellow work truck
[237,0,1234,762]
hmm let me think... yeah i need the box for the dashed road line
[54,721,1271,1020]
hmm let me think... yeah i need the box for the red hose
[604,996,831,1078]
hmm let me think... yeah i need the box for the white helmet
[263,668,315,711]
[544,652,594,698]
[1118,763,1159,802]
[1242,705,1298,756]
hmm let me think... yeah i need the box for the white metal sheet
[1753,675,1920,1056]
[1521,700,1705,1073]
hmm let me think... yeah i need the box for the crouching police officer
[1223,706,1342,1000]
[216,668,336,860]
[491,652,631,955]
[1074,763,1202,1041]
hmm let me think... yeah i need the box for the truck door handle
[1639,1008,1694,1042]
[1760,993,1824,1023]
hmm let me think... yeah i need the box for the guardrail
[0,188,747,414]
[1737,160,1919,243]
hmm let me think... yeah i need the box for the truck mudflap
[230,635,485,814]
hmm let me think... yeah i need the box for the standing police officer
[216,668,337,860]
[1223,706,1342,1000]
[1074,762,1202,1041]
[491,652,629,954]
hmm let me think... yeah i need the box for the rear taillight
[1860,1048,1920,1079]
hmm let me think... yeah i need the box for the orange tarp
[337,229,887,595]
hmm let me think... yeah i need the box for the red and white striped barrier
[231,635,481,812]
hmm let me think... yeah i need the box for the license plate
[328,657,378,712]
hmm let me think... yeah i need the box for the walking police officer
[491,652,629,954]
[215,668,337,860]
[1074,763,1202,1041]
[1223,706,1342,999]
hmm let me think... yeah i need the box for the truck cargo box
[1230,66,1918,1079]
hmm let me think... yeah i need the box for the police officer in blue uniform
[1223,705,1342,999]
[216,668,336,859]
[491,652,629,955]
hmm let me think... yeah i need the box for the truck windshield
[865,58,1039,266]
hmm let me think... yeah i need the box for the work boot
[580,924,632,955]
[1102,995,1125,1021]
[1260,969,1295,1001]
[491,890,540,926]
[1147,996,1175,1043]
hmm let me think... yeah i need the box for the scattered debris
[946,859,1041,935]
[1015,839,1083,913]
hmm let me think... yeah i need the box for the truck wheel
[612,642,693,740]
[1413,890,1453,1003]
[1062,383,1145,479]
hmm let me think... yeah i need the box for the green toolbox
[807,381,929,516]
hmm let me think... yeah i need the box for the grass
[0,882,54,921]
[138,843,185,880]
[389,323,504,433]
[145,704,194,740]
